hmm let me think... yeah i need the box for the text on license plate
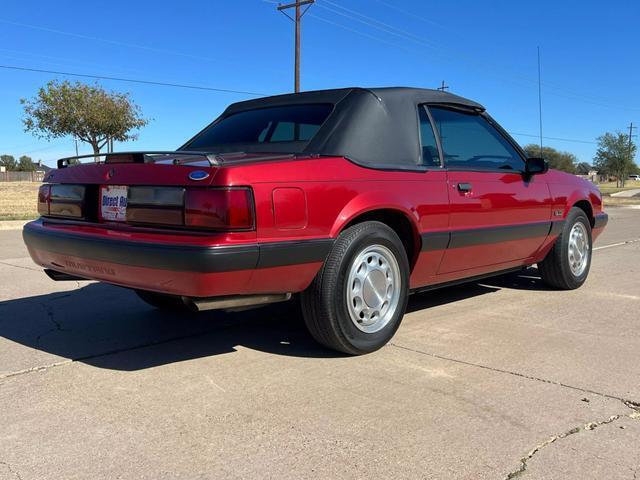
[100,185,128,222]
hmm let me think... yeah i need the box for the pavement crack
[623,399,640,414]
[504,412,635,479]
[0,360,73,381]
[0,329,216,383]
[40,301,62,331]
[593,238,640,251]
[390,343,640,407]
[34,301,67,348]
[0,260,40,272]
[0,460,23,480]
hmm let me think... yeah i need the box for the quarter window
[418,106,441,167]
[429,107,524,171]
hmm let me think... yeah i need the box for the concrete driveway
[1,208,639,479]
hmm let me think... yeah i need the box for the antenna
[537,46,543,156]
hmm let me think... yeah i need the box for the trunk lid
[47,151,219,187]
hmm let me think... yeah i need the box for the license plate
[100,185,128,222]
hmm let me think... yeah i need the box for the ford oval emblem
[188,170,209,181]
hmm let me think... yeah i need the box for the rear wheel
[135,289,191,311]
[301,221,410,355]
[538,207,592,290]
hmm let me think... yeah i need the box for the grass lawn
[597,181,640,195]
[0,182,40,221]
[603,196,640,207]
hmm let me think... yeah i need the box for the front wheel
[301,221,410,355]
[538,207,592,290]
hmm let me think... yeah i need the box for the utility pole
[628,122,637,158]
[277,0,314,93]
[624,122,637,187]
[437,80,449,91]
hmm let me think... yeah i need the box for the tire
[538,207,592,290]
[135,289,191,312]
[301,221,410,355]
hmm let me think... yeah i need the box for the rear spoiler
[57,151,220,169]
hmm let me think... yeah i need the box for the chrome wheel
[346,244,401,334]
[568,221,589,277]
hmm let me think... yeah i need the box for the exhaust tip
[182,293,292,312]
[44,269,86,282]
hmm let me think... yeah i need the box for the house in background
[577,169,599,184]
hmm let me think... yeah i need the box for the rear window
[185,104,333,150]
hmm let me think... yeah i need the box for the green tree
[575,162,592,175]
[17,155,35,172]
[593,132,638,187]
[523,144,577,173]
[0,154,17,171]
[21,80,149,160]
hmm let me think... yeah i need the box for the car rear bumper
[593,212,608,229]
[23,219,332,297]
[592,212,608,241]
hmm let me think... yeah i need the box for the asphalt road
[1,208,639,480]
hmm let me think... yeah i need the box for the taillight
[37,184,51,215]
[126,187,184,226]
[185,188,254,230]
[38,184,85,219]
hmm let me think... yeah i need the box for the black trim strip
[23,221,333,273]
[258,239,334,268]
[421,231,451,251]
[594,213,608,229]
[448,221,551,249]
[549,220,565,236]
[25,217,569,274]
[421,221,553,251]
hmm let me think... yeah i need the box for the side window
[429,107,525,171]
[418,106,440,167]
[271,122,295,142]
[269,121,322,142]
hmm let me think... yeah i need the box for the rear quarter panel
[217,157,450,288]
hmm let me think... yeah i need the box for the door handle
[457,182,472,193]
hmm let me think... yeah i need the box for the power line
[368,1,634,110]
[0,18,243,68]
[316,1,440,50]
[316,1,640,112]
[2,63,603,147]
[508,132,598,145]
[0,64,266,96]
[371,0,454,32]
[307,13,414,53]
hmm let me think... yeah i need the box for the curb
[0,220,29,231]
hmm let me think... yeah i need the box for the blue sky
[0,0,638,167]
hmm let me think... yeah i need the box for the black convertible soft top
[182,87,486,169]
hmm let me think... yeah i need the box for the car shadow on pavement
[0,267,549,372]
[478,267,552,292]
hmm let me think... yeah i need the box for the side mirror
[525,157,548,175]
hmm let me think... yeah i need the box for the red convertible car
[23,87,607,354]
